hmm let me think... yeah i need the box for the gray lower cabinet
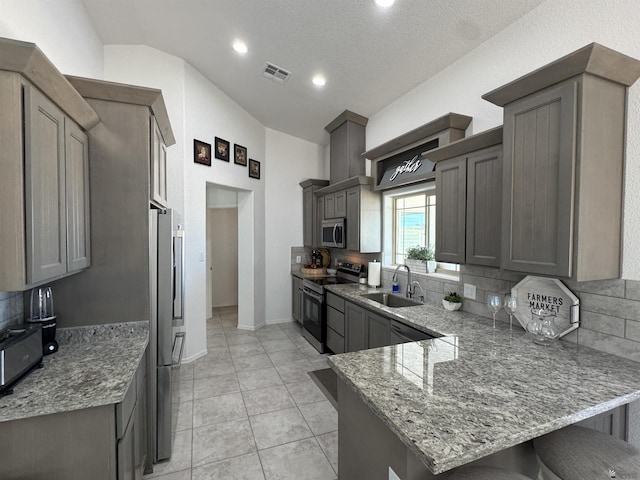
[0,355,147,480]
[292,275,303,323]
[0,72,92,291]
[345,302,368,352]
[367,311,391,349]
[326,292,345,353]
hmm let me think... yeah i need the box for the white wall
[0,0,103,78]
[264,128,326,324]
[366,0,640,280]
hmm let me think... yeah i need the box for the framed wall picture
[193,139,211,166]
[234,144,247,166]
[215,137,230,161]
[249,158,260,179]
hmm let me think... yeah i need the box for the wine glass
[504,294,517,330]
[487,294,501,328]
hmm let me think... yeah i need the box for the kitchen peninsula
[327,284,640,479]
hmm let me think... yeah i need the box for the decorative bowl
[442,299,462,311]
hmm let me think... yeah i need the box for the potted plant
[443,291,462,311]
[405,246,436,273]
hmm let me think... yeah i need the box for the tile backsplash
[0,291,24,330]
[383,263,640,363]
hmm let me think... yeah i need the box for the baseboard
[181,349,207,364]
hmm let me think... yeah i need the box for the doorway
[206,207,238,312]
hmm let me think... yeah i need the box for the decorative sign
[376,140,438,190]
[511,275,579,339]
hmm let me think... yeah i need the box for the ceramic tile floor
[144,306,338,480]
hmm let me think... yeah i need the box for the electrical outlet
[296,255,301,264]
[464,283,476,300]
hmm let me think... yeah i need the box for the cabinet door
[65,120,91,272]
[324,193,335,219]
[150,117,168,207]
[292,277,300,321]
[334,190,347,217]
[502,82,577,276]
[345,302,367,352]
[435,156,466,264]
[315,195,325,247]
[346,187,360,252]
[367,311,390,349]
[466,147,502,267]
[303,187,314,247]
[24,85,67,284]
[297,287,304,324]
[327,326,345,354]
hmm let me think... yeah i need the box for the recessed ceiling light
[232,40,248,54]
[375,0,395,7]
[312,75,326,87]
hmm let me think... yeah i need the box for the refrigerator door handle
[172,331,186,369]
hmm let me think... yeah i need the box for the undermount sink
[363,292,422,308]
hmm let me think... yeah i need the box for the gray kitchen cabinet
[325,110,368,184]
[292,275,303,323]
[345,301,368,352]
[316,195,325,247]
[435,156,466,264]
[150,117,168,208]
[326,291,345,353]
[50,76,176,327]
[323,190,347,219]
[300,179,329,247]
[483,43,640,281]
[65,118,92,273]
[432,128,503,267]
[0,55,96,291]
[346,184,382,253]
[0,352,147,480]
[367,310,390,349]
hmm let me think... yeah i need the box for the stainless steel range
[302,262,363,353]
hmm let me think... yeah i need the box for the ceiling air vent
[262,62,291,84]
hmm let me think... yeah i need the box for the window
[393,191,436,265]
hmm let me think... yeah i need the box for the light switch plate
[464,283,476,300]
[296,255,301,263]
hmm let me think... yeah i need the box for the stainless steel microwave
[321,218,346,248]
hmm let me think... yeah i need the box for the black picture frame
[193,139,211,166]
[214,137,230,161]
[234,144,247,166]
[249,158,260,179]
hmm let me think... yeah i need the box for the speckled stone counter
[326,285,640,474]
[0,321,148,423]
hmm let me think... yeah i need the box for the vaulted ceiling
[81,0,547,145]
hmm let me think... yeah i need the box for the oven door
[302,287,326,353]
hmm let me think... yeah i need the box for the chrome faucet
[392,264,412,298]
[409,281,425,303]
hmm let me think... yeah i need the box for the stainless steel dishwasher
[389,320,435,344]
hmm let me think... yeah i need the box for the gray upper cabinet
[64,119,91,273]
[0,48,97,291]
[24,85,69,284]
[483,43,640,281]
[150,117,168,208]
[465,147,502,266]
[432,127,503,267]
[323,190,346,219]
[300,179,329,247]
[346,183,381,253]
[325,110,368,184]
[435,156,466,264]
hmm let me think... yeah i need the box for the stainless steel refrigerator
[149,208,185,463]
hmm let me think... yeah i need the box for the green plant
[406,245,435,262]
[444,291,462,303]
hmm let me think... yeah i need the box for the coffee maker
[28,286,58,355]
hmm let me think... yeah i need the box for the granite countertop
[0,321,148,423]
[326,284,640,474]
